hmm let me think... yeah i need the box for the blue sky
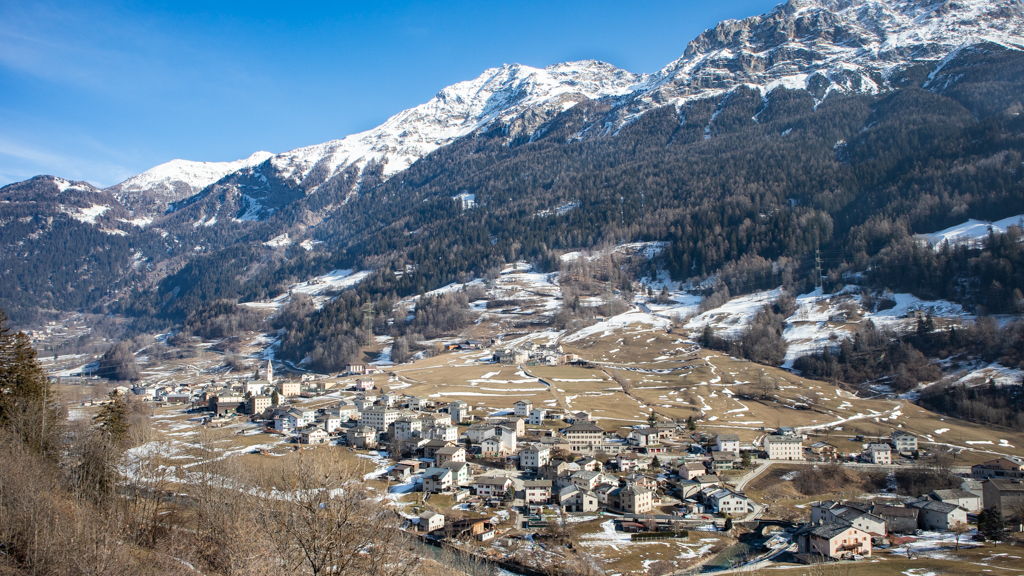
[0,0,781,187]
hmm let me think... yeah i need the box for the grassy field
[741,541,1024,576]
[573,520,730,575]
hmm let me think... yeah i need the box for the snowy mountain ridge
[263,60,642,192]
[108,151,273,212]
[612,0,1024,125]
[107,0,1024,220]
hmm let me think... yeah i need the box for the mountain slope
[108,151,273,215]
[4,0,1024,327]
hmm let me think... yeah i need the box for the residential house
[528,408,547,426]
[423,424,459,442]
[797,523,872,559]
[715,433,740,454]
[982,478,1024,517]
[514,400,533,418]
[872,505,920,534]
[629,428,661,448]
[448,400,470,423]
[523,480,553,504]
[961,479,984,502]
[346,426,378,449]
[323,416,342,434]
[442,461,473,486]
[615,485,655,515]
[570,470,605,491]
[474,475,513,498]
[210,394,244,416]
[908,500,968,530]
[422,467,454,493]
[564,421,605,453]
[811,501,887,536]
[501,417,526,437]
[407,397,432,411]
[559,486,599,513]
[865,444,892,465]
[279,381,300,397]
[705,489,752,516]
[335,401,359,420]
[680,462,708,480]
[928,489,982,514]
[809,442,839,461]
[361,406,399,431]
[577,457,603,472]
[449,518,495,542]
[246,395,272,415]
[422,439,456,459]
[571,411,592,423]
[519,444,551,470]
[466,423,498,443]
[973,457,1024,479]
[624,473,658,489]
[435,446,466,467]
[891,431,918,454]
[419,511,444,533]
[300,428,328,444]
[711,451,739,472]
[764,434,804,460]
[393,417,422,441]
[616,453,649,472]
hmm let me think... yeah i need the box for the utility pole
[815,246,822,298]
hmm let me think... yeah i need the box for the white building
[715,433,740,454]
[361,406,399,431]
[764,434,804,460]
[449,400,470,423]
[420,511,444,532]
[514,400,533,418]
[866,444,892,465]
[528,408,547,426]
[393,418,422,441]
[519,444,551,470]
[474,475,513,498]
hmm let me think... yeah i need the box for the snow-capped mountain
[17,0,1024,227]
[611,0,1024,125]
[264,60,642,194]
[108,151,272,213]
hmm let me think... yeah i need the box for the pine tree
[979,507,1006,542]
[95,392,131,450]
[651,455,662,469]
[272,390,280,406]
[0,309,63,456]
[686,416,696,431]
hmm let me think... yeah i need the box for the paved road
[733,462,772,492]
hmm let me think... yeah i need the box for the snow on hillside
[265,61,642,194]
[616,0,1024,127]
[241,269,371,311]
[113,151,272,199]
[69,204,110,224]
[563,311,672,343]
[683,289,785,338]
[916,213,1024,248]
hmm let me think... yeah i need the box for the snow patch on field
[566,311,672,342]
[916,214,1024,248]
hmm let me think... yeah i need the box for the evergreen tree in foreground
[95,392,131,450]
[0,308,63,457]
